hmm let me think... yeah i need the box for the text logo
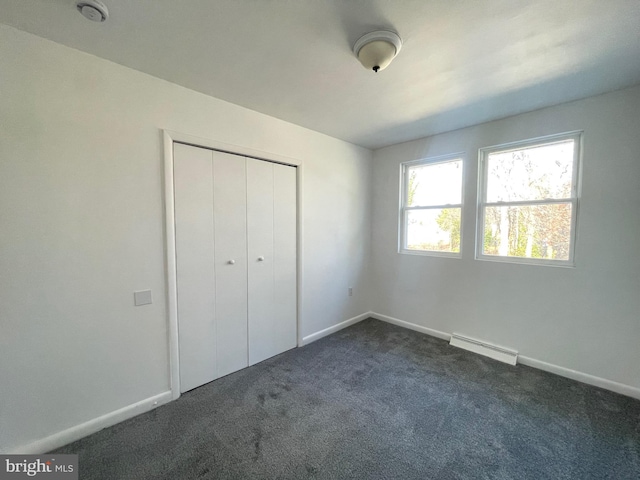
[0,455,77,480]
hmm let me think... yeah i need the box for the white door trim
[163,130,304,400]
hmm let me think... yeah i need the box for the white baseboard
[370,311,640,400]
[8,390,173,454]
[9,314,640,454]
[369,312,451,341]
[518,356,640,400]
[301,312,371,346]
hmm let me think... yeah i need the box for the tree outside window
[400,156,463,256]
[478,134,580,265]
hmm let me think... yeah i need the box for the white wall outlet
[134,290,152,306]
[348,287,353,297]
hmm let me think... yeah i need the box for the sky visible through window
[486,140,574,203]
[405,160,462,253]
[407,161,462,207]
[481,139,576,261]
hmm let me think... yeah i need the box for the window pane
[482,203,572,261]
[406,208,461,253]
[486,140,574,203]
[407,160,462,206]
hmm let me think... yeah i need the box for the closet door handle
[257,256,265,262]
[228,259,236,265]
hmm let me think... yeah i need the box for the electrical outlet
[348,287,353,297]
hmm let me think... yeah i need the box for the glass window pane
[486,140,574,203]
[406,208,461,253]
[407,160,462,207]
[482,203,572,261]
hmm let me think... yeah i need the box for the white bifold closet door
[212,152,249,377]
[173,143,296,393]
[246,158,297,365]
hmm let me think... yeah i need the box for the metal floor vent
[449,333,518,365]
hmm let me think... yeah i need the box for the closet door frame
[163,130,303,400]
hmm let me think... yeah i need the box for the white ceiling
[2,0,640,149]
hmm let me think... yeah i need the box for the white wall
[0,24,372,453]
[371,85,640,394]
[3,19,638,455]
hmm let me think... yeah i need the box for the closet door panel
[273,163,298,353]
[246,158,275,366]
[213,152,249,377]
[174,144,217,392]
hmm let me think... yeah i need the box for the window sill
[399,249,462,259]
[475,254,575,267]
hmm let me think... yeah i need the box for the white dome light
[353,31,402,73]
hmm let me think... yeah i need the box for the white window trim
[398,153,465,258]
[475,131,582,267]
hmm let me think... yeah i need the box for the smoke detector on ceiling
[76,0,109,22]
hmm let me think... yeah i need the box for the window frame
[398,153,465,258]
[475,131,582,267]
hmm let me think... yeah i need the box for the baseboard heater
[449,333,518,366]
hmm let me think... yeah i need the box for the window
[477,132,581,266]
[400,155,463,256]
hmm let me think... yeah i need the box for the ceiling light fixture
[76,0,109,22]
[353,30,402,73]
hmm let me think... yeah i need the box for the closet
[173,143,297,393]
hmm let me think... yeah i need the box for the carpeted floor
[54,318,640,479]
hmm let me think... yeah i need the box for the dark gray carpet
[54,318,640,479]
